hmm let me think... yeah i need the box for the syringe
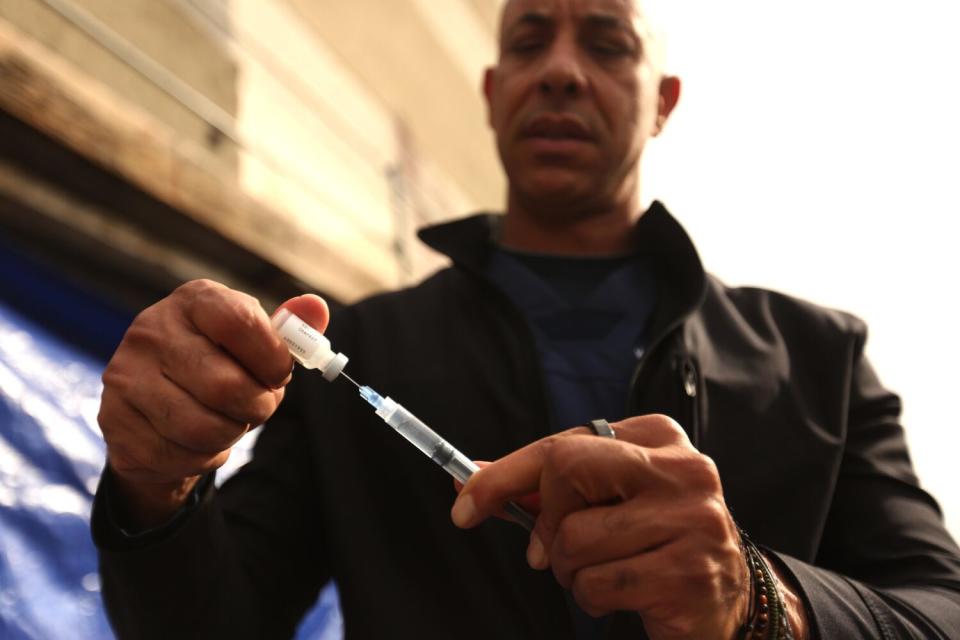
[273,309,537,531]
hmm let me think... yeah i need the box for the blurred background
[0,1,956,638]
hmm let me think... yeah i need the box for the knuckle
[690,453,722,491]
[668,449,721,492]
[229,295,262,332]
[625,445,652,469]
[244,392,278,426]
[177,278,221,298]
[173,280,222,315]
[96,397,119,438]
[202,375,232,410]
[649,413,686,438]
[618,413,691,447]
[181,281,255,329]
[204,369,250,413]
[570,565,635,616]
[577,563,638,596]
[116,312,182,373]
[542,436,583,476]
[571,568,604,611]
[100,365,127,394]
[262,354,294,389]
[698,497,733,539]
[199,449,232,474]
[684,556,727,604]
[555,515,586,558]
[686,553,715,584]
[97,390,137,442]
[611,565,641,591]
[207,287,263,333]
[601,503,642,535]
[121,314,162,350]
[178,341,210,374]
[204,312,234,341]
[225,382,277,425]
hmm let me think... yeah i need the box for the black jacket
[93,204,960,638]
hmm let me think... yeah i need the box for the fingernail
[527,531,548,569]
[451,494,476,528]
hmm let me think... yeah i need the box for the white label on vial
[277,314,320,361]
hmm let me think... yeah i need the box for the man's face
[485,0,677,218]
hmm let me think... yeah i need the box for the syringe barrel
[433,444,479,485]
[382,401,464,473]
[382,399,536,531]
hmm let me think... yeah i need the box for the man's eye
[511,39,544,54]
[590,41,630,57]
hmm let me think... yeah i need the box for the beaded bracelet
[737,529,794,640]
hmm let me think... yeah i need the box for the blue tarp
[0,245,341,639]
[0,299,114,639]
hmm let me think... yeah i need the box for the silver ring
[589,419,616,439]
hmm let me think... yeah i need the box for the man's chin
[513,170,598,212]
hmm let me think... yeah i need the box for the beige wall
[233,0,505,286]
[0,0,238,169]
[1,0,507,297]
[288,0,504,211]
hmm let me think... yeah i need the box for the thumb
[274,294,330,334]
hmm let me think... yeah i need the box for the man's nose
[538,39,586,98]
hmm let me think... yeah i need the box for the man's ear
[653,75,682,136]
[482,67,496,128]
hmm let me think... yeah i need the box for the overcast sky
[642,2,960,535]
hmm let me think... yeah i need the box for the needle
[340,371,361,389]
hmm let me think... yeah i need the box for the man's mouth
[521,114,594,141]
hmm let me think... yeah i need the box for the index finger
[451,415,691,529]
[180,282,327,388]
[451,428,587,529]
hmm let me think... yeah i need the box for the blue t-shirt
[486,247,657,431]
[485,247,657,638]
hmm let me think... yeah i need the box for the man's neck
[500,193,642,256]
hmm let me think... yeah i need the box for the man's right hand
[97,279,329,529]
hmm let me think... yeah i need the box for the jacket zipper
[626,326,702,449]
[680,356,701,447]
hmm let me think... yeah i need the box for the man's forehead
[499,0,648,38]
[500,0,642,25]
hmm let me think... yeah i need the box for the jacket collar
[417,201,708,342]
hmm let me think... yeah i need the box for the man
[92,0,960,638]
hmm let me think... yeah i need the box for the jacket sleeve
[771,329,960,639]
[91,372,330,639]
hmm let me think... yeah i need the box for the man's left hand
[451,414,750,640]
